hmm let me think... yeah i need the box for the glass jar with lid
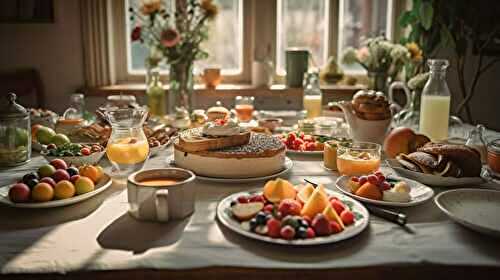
[0,93,31,166]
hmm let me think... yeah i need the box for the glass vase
[169,62,194,114]
[368,71,388,92]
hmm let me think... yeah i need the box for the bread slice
[177,128,251,152]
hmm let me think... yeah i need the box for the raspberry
[330,221,343,234]
[263,204,274,213]
[306,227,316,238]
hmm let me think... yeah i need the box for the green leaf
[341,200,354,210]
[419,2,434,30]
[440,25,456,49]
[353,211,364,220]
[398,11,412,27]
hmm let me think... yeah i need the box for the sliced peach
[355,182,382,200]
[263,178,296,203]
[300,184,329,218]
[297,183,315,204]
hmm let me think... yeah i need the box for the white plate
[216,187,369,246]
[0,174,112,208]
[435,189,500,237]
[170,157,294,183]
[335,175,434,207]
[286,149,323,156]
[386,159,485,187]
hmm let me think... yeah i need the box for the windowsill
[82,83,366,97]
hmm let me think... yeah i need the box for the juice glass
[235,96,255,122]
[336,142,381,176]
[105,107,149,177]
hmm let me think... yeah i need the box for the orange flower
[200,0,218,19]
[406,42,423,62]
[140,0,162,15]
[161,28,181,48]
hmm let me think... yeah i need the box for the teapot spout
[333,100,356,128]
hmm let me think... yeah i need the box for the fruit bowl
[0,173,112,208]
[41,150,105,167]
[216,184,369,246]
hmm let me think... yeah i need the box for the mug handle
[155,189,169,222]
[388,81,411,111]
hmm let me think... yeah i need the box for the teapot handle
[388,82,411,112]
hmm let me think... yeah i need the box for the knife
[303,179,407,226]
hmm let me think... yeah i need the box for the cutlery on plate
[303,179,407,226]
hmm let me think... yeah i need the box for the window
[338,0,392,72]
[106,0,398,85]
[126,0,243,75]
[276,0,329,74]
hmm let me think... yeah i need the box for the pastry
[174,129,286,178]
[351,90,391,121]
[417,143,482,177]
[207,103,230,121]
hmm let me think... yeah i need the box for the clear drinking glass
[235,96,255,122]
[105,107,149,177]
[336,142,381,176]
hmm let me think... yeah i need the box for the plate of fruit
[41,143,105,166]
[280,132,330,155]
[335,171,434,207]
[0,159,111,208]
[216,178,369,245]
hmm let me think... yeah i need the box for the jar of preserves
[0,93,31,166]
[487,139,500,177]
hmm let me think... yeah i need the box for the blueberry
[296,227,308,239]
[230,200,237,207]
[66,167,79,177]
[255,212,268,225]
[298,218,309,228]
[22,172,38,184]
[26,178,39,189]
[249,218,258,231]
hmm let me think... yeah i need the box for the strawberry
[306,227,316,238]
[237,196,249,204]
[280,225,295,240]
[312,214,332,236]
[278,199,302,217]
[330,221,343,234]
[340,210,355,226]
[263,204,274,214]
[330,199,346,215]
[267,218,281,238]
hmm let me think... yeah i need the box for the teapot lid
[1,93,28,118]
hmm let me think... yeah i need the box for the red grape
[351,176,359,182]
[359,176,368,185]
[380,181,392,190]
[367,175,378,185]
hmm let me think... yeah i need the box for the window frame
[108,0,403,86]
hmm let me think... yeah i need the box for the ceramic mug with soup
[127,168,196,222]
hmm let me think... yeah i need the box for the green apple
[51,133,70,147]
[36,127,56,145]
[38,164,56,178]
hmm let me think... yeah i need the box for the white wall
[0,0,84,113]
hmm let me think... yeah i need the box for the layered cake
[174,120,286,178]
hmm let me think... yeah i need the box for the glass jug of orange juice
[105,107,149,177]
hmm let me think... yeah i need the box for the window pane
[277,0,328,74]
[127,0,242,74]
[339,0,389,71]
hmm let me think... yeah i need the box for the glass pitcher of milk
[303,71,322,119]
[419,59,451,141]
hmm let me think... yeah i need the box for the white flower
[390,44,410,63]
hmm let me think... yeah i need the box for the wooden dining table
[1,127,500,280]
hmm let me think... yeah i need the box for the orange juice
[106,137,149,165]
[337,153,381,176]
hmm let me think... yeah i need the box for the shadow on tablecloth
[97,212,191,254]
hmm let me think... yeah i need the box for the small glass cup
[203,68,221,89]
[487,139,500,178]
[336,142,381,176]
[235,96,255,122]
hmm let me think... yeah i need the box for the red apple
[50,159,68,170]
[52,169,70,182]
[9,183,31,203]
[383,127,417,158]
[39,177,56,187]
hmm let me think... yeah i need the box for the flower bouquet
[342,36,410,91]
[129,0,218,112]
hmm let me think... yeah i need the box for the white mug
[127,168,196,222]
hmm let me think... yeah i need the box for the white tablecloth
[1,144,500,274]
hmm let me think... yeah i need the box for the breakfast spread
[174,120,286,178]
[280,132,330,152]
[351,90,391,121]
[8,159,103,203]
[396,143,482,178]
[228,178,362,240]
[347,171,411,202]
